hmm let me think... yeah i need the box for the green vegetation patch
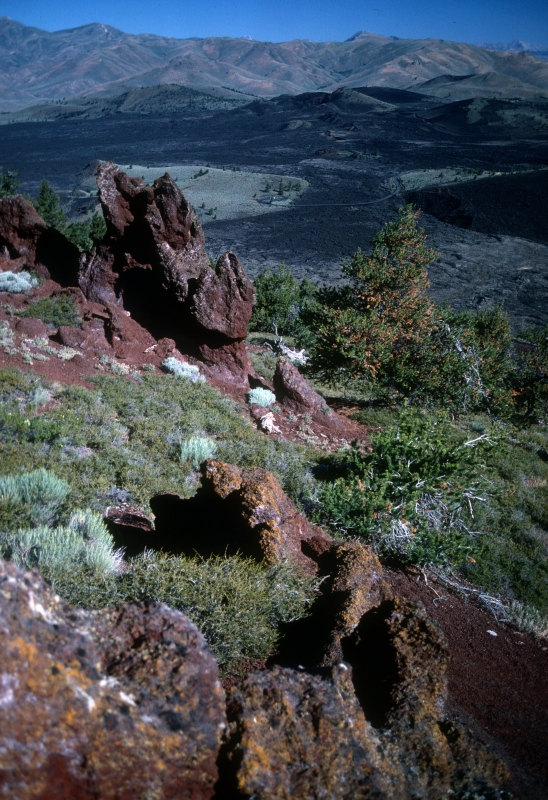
[0,368,316,513]
[52,551,318,670]
[314,406,548,615]
[21,293,83,327]
[0,462,318,672]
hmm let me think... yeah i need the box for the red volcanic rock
[0,558,226,799]
[13,316,51,338]
[58,318,110,353]
[198,339,253,388]
[318,541,392,666]
[227,610,508,799]
[192,251,254,339]
[273,357,347,430]
[0,195,45,270]
[104,303,157,358]
[79,163,254,386]
[0,195,80,285]
[342,598,508,798]
[79,161,210,309]
[201,459,333,573]
[276,540,392,669]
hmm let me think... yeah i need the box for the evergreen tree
[35,179,67,230]
[0,167,20,198]
[306,205,438,399]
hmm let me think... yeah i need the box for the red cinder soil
[385,568,548,800]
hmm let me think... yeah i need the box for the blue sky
[1,0,547,46]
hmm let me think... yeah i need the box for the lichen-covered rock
[226,638,508,800]
[275,540,392,669]
[201,459,333,573]
[318,541,393,666]
[225,664,407,800]
[344,598,509,799]
[0,558,226,799]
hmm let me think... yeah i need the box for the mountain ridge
[1,17,548,111]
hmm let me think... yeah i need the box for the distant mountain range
[1,17,547,112]
[478,40,548,61]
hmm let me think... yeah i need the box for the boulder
[318,541,393,666]
[13,316,51,339]
[149,461,333,567]
[226,605,509,800]
[0,195,45,270]
[0,558,226,799]
[201,459,334,572]
[275,540,393,668]
[58,318,111,353]
[343,598,509,798]
[273,357,347,429]
[103,302,157,358]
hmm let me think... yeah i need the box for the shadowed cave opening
[106,489,264,561]
[341,601,400,729]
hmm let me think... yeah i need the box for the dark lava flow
[2,92,548,328]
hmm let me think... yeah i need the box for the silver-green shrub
[247,387,276,407]
[179,436,217,468]
[0,270,38,293]
[507,600,548,640]
[0,468,70,526]
[4,510,123,577]
[162,357,205,383]
[29,387,53,407]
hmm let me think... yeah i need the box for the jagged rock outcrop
[275,540,393,668]
[149,460,334,571]
[0,195,45,271]
[340,598,509,799]
[0,554,508,799]
[79,162,254,386]
[317,541,393,665]
[0,194,80,285]
[201,459,334,572]
[0,558,226,799]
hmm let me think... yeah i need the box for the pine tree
[35,179,67,230]
[307,205,438,399]
[0,167,20,198]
